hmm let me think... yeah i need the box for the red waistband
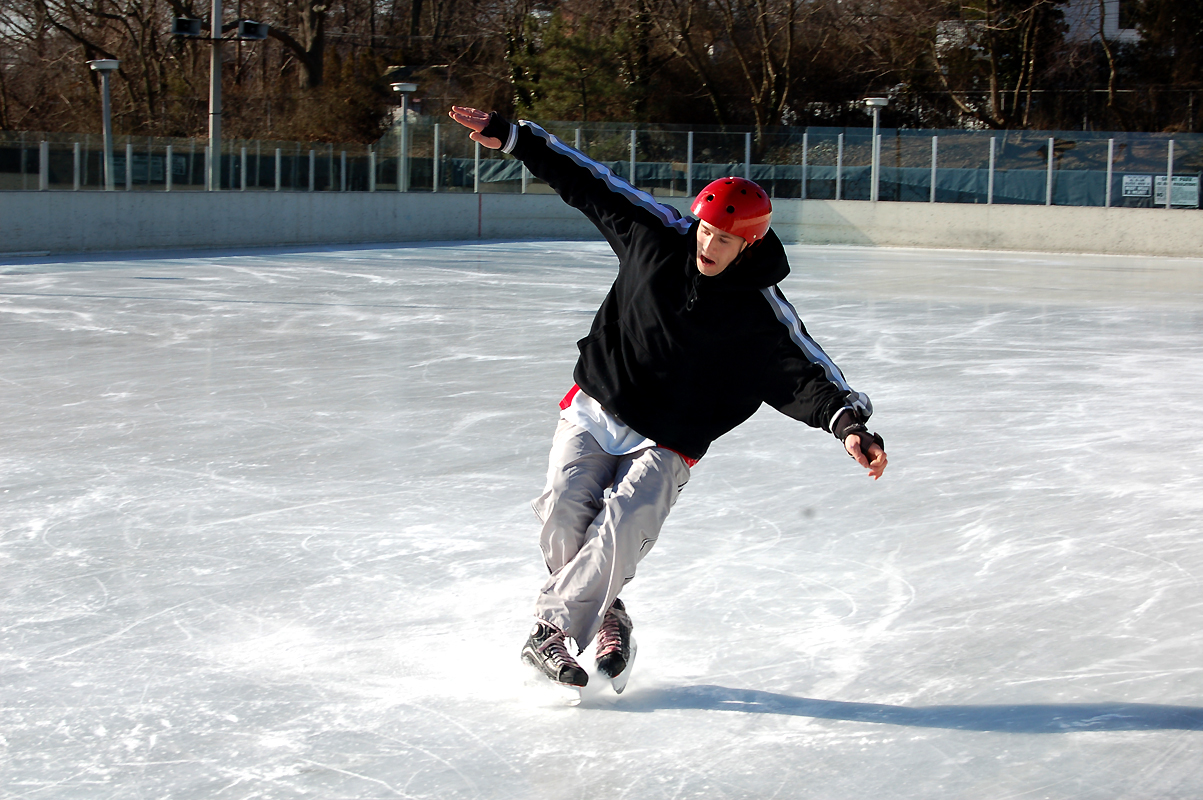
[559,384,581,410]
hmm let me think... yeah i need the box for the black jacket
[496,117,871,460]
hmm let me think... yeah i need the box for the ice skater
[449,106,888,697]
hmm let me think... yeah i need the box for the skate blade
[609,637,637,695]
[522,664,583,707]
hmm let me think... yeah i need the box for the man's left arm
[759,287,888,480]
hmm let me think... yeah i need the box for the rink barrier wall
[3,190,1202,258]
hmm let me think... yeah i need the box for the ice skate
[521,621,588,705]
[595,598,637,694]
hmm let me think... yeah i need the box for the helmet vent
[726,205,735,214]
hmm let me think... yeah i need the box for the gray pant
[531,419,691,649]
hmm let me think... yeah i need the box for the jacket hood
[688,219,790,289]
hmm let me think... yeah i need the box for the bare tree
[268,0,326,89]
[929,0,1068,129]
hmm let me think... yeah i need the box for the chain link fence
[4,121,1201,208]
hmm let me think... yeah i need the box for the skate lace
[537,629,577,667]
[596,610,623,656]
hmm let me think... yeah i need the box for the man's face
[695,220,747,277]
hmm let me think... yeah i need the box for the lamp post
[173,11,266,191]
[864,97,888,202]
[88,60,120,191]
[391,82,417,192]
[208,0,223,190]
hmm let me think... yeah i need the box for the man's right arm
[449,107,693,255]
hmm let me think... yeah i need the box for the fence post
[39,141,49,191]
[340,151,347,192]
[166,145,173,192]
[1105,139,1114,208]
[575,128,582,151]
[744,132,751,180]
[204,146,211,191]
[432,123,440,193]
[987,136,996,205]
[369,148,376,192]
[275,148,281,191]
[309,149,315,192]
[686,130,694,198]
[241,146,247,191]
[474,141,481,193]
[836,133,843,201]
[629,129,636,187]
[930,135,938,203]
[871,133,881,202]
[125,142,133,190]
[801,132,808,200]
[1165,139,1175,209]
[522,163,528,193]
[1045,137,1054,206]
[74,141,81,191]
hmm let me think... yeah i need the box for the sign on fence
[1122,175,1152,197]
[1154,176,1200,208]
[1122,174,1199,207]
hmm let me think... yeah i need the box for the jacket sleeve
[496,117,694,260]
[758,285,874,434]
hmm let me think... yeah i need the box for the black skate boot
[595,598,636,693]
[521,621,589,688]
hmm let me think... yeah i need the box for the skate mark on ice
[295,757,418,798]
[397,702,524,777]
[612,685,1203,733]
[46,601,194,661]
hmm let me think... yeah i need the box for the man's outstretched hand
[845,435,888,480]
[449,106,503,150]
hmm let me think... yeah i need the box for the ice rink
[3,239,1203,800]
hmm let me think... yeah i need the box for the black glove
[832,408,885,459]
[480,112,513,146]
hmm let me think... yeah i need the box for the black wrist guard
[833,411,884,457]
[481,112,513,146]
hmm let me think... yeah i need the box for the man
[449,107,887,695]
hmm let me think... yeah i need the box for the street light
[391,82,418,192]
[88,59,120,191]
[207,0,224,191]
[864,97,888,202]
[173,9,269,191]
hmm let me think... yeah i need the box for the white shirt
[559,388,656,456]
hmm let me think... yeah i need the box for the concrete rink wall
[3,189,1202,257]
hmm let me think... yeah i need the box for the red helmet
[691,177,772,244]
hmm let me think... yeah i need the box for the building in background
[1063,0,1140,44]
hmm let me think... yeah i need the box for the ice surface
[2,240,1202,799]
